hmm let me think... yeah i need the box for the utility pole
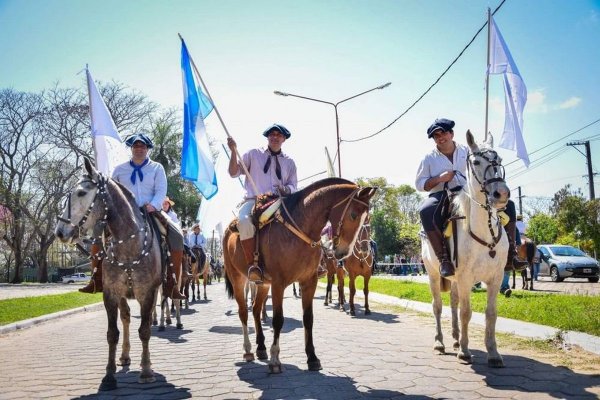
[567,141,596,200]
[516,186,525,216]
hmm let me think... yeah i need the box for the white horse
[422,131,509,368]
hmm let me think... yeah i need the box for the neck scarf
[130,158,149,185]
[263,148,282,180]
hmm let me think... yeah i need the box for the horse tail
[224,271,234,299]
[440,277,451,292]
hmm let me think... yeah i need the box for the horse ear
[83,156,98,177]
[358,186,378,201]
[466,130,478,151]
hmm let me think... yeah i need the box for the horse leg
[456,280,473,364]
[203,271,208,300]
[268,285,284,373]
[175,299,183,329]
[484,275,504,368]
[118,298,131,366]
[348,273,357,316]
[324,277,332,306]
[159,296,167,331]
[261,294,268,323]
[100,296,119,391]
[233,274,254,361]
[529,264,534,290]
[450,282,460,350]
[337,268,345,310]
[301,279,322,371]
[429,276,445,354]
[152,289,158,326]
[511,270,516,289]
[165,298,172,326]
[138,294,156,383]
[521,269,527,290]
[293,282,297,297]
[253,285,269,360]
[363,273,371,315]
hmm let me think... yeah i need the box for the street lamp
[274,82,391,177]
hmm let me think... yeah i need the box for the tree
[526,213,559,245]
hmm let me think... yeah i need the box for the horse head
[329,186,377,260]
[55,157,106,243]
[466,130,510,210]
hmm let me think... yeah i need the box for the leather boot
[165,250,186,300]
[425,230,455,278]
[241,237,263,284]
[79,243,103,294]
[504,221,528,272]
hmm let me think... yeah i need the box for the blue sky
[2,0,599,217]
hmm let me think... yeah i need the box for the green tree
[526,213,559,244]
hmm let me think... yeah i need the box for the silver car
[537,245,600,283]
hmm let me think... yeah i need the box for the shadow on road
[71,372,191,399]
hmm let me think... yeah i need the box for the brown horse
[514,239,537,290]
[190,246,209,301]
[55,158,161,390]
[323,250,345,308]
[341,223,374,316]
[223,177,376,373]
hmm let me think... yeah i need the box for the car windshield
[549,246,586,257]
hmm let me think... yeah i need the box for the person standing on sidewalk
[416,118,527,280]
[227,124,297,283]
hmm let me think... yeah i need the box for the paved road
[0,282,87,300]
[0,282,598,399]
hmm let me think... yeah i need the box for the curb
[0,302,104,335]
[318,283,600,355]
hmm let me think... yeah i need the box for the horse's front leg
[152,289,158,326]
[450,282,460,350]
[324,277,332,306]
[175,299,183,329]
[138,293,156,383]
[456,280,473,364]
[253,285,270,360]
[203,273,208,300]
[348,273,357,316]
[300,280,322,371]
[336,267,345,310]
[118,297,131,366]
[269,285,284,373]
[100,295,119,391]
[429,275,445,354]
[484,273,504,368]
[363,273,371,315]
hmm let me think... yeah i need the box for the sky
[1,0,600,231]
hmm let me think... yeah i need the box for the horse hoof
[204,296,207,300]
[158,326,165,332]
[269,364,282,374]
[365,309,371,315]
[350,310,356,316]
[488,357,505,368]
[152,320,157,326]
[176,323,183,329]
[166,320,172,326]
[433,344,445,355]
[457,352,473,364]
[119,358,131,366]
[256,349,268,360]
[243,352,255,362]
[453,341,460,351]
[138,372,156,384]
[307,360,322,371]
[99,375,117,391]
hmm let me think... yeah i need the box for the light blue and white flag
[86,67,129,175]
[181,39,218,199]
[489,16,530,167]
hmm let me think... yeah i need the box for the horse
[244,280,268,323]
[213,259,223,283]
[190,246,208,301]
[421,131,510,368]
[223,177,376,373]
[341,223,373,316]
[323,250,345,308]
[514,239,537,290]
[55,158,161,389]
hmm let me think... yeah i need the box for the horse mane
[283,177,355,215]
[105,177,139,223]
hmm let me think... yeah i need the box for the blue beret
[125,133,154,149]
[427,118,455,138]
[262,124,291,139]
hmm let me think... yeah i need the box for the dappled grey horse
[55,157,162,390]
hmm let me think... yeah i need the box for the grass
[0,292,103,326]
[325,276,600,337]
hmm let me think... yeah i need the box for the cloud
[526,89,548,114]
[558,96,582,109]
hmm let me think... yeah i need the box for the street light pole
[274,82,391,178]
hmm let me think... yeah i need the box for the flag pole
[484,8,491,142]
[85,64,100,164]
[178,33,259,195]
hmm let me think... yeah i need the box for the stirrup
[248,265,264,285]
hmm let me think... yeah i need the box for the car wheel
[589,277,599,283]
[68,280,74,284]
[550,267,563,282]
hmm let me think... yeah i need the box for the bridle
[351,223,373,264]
[57,174,108,230]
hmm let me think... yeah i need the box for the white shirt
[112,159,167,210]
[232,147,297,199]
[165,209,180,226]
[415,142,469,193]
[186,232,206,248]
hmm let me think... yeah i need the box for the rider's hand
[145,204,157,212]
[227,137,237,152]
[438,170,455,183]
[275,185,290,196]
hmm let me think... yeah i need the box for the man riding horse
[227,124,298,284]
[415,118,527,278]
[79,133,186,300]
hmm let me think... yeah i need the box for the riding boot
[79,243,103,294]
[165,250,186,300]
[425,230,455,278]
[241,237,263,284]
[504,221,528,272]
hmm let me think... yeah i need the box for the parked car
[61,273,89,284]
[537,245,600,283]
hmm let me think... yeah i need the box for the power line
[341,0,508,143]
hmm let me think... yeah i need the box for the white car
[61,273,89,284]
[537,245,600,283]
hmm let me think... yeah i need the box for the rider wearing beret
[227,124,298,283]
[415,118,527,278]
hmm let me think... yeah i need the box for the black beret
[427,118,455,138]
[125,133,154,149]
[262,124,291,139]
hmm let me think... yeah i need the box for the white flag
[86,67,129,175]
[489,17,530,167]
[325,147,336,178]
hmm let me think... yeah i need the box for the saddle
[228,194,283,233]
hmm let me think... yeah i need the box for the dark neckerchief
[263,147,282,180]
[130,158,149,185]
